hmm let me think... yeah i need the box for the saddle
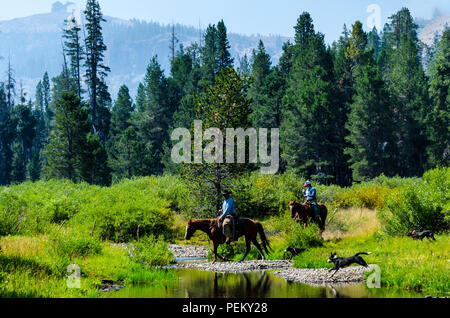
[306,201,321,221]
[222,215,239,242]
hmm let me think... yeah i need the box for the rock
[99,280,126,293]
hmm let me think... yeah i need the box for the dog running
[406,230,436,241]
[284,246,307,261]
[327,252,371,277]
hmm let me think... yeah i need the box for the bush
[272,213,323,248]
[73,178,175,242]
[0,191,26,236]
[333,184,392,210]
[229,172,300,219]
[130,236,174,267]
[48,231,102,260]
[379,169,448,235]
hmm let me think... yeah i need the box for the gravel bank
[273,266,370,285]
[169,244,209,259]
[166,245,369,286]
[176,260,292,273]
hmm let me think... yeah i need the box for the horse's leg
[239,237,251,263]
[252,239,265,261]
[212,242,219,264]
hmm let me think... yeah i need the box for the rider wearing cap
[302,181,321,222]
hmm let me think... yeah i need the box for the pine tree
[0,86,14,185]
[281,12,343,184]
[83,0,111,135]
[44,92,90,182]
[133,56,171,175]
[108,85,144,181]
[201,21,234,87]
[63,15,84,98]
[201,24,219,86]
[5,58,16,111]
[216,20,234,70]
[41,72,52,132]
[9,102,36,184]
[249,40,274,128]
[345,58,396,181]
[383,8,430,176]
[367,27,381,60]
[426,29,450,167]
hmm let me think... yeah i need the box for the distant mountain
[0,1,289,100]
[1,2,448,101]
[417,14,450,45]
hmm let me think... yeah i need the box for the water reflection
[106,269,425,299]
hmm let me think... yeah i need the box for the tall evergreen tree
[44,92,90,182]
[134,56,171,175]
[249,40,275,128]
[345,58,396,181]
[63,15,84,98]
[108,85,145,181]
[216,20,234,70]
[0,86,14,185]
[201,24,219,86]
[10,102,36,183]
[83,0,111,136]
[383,8,430,176]
[5,58,16,111]
[281,12,344,184]
[426,29,450,167]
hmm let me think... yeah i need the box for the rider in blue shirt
[219,190,237,242]
[302,181,321,221]
[220,191,236,220]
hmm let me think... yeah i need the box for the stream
[102,257,426,298]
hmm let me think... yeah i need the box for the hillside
[0,1,288,98]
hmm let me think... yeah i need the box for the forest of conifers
[0,0,448,188]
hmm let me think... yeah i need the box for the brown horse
[289,200,327,233]
[184,217,271,264]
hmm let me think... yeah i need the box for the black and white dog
[284,246,307,261]
[327,252,371,277]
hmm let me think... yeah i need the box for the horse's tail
[257,222,271,254]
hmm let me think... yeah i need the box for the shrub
[272,213,323,248]
[333,184,392,210]
[0,191,26,236]
[379,179,447,235]
[48,231,102,260]
[130,236,174,267]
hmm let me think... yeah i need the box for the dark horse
[185,218,271,264]
[289,200,328,233]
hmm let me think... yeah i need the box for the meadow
[0,167,448,297]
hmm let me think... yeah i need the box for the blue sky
[1,0,449,43]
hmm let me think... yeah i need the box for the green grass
[0,235,177,298]
[290,233,450,296]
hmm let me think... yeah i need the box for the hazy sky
[1,0,449,42]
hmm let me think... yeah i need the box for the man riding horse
[302,181,321,222]
[219,190,238,243]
